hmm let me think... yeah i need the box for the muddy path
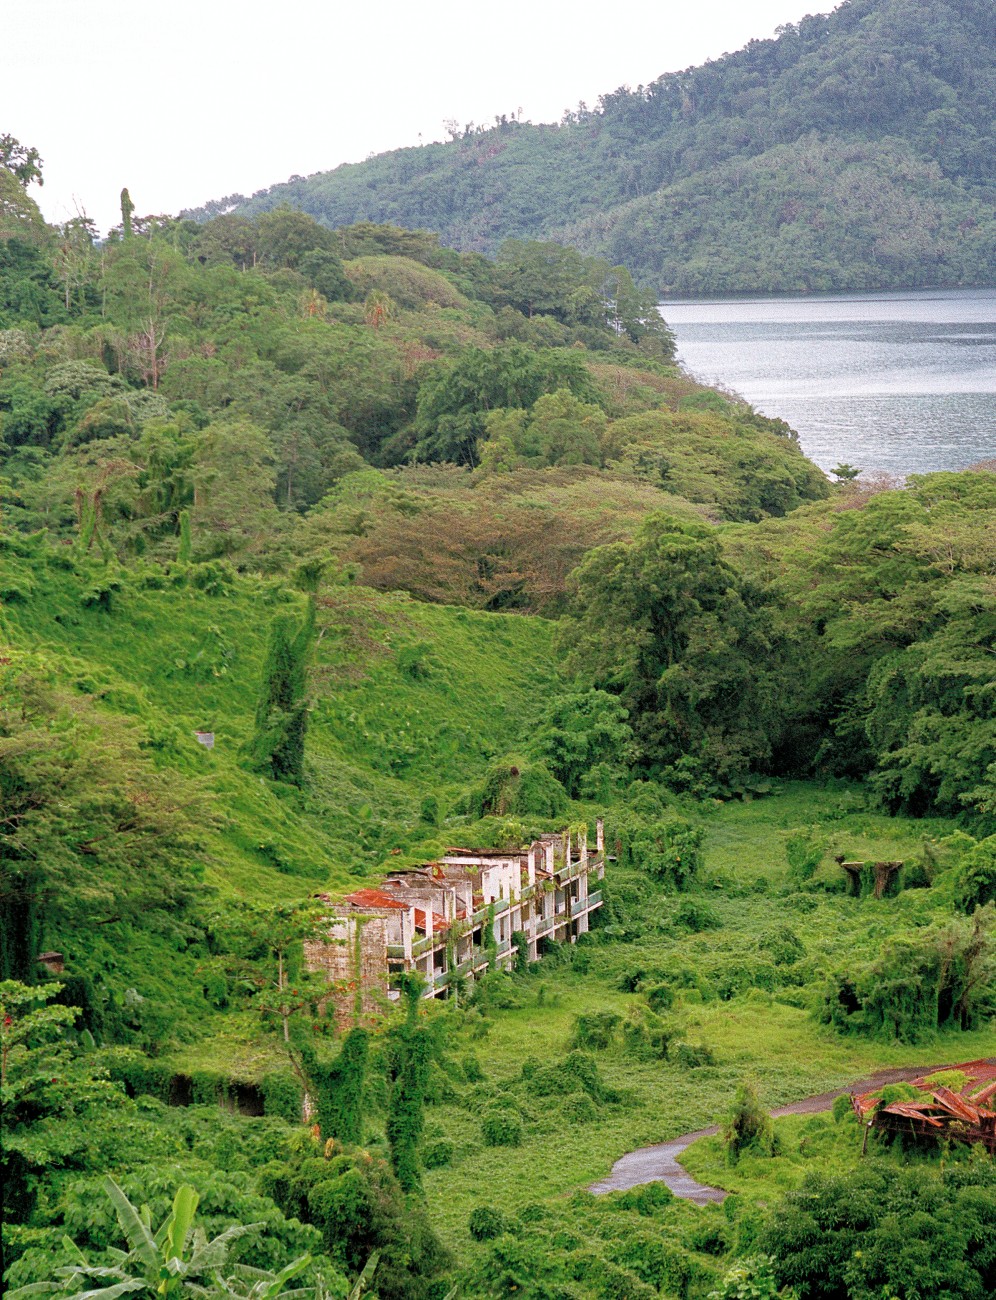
[589,1064,947,1204]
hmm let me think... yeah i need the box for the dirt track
[588,1064,946,1204]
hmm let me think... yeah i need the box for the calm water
[659,289,996,475]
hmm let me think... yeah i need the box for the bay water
[659,288,996,476]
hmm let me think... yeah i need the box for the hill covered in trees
[186,0,996,293]
[4,142,996,1300]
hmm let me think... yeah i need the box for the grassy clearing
[417,784,996,1255]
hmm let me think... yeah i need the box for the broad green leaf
[102,1178,158,1270]
[163,1185,199,1265]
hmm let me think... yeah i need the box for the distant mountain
[186,0,996,293]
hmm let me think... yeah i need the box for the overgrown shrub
[273,1144,451,1300]
[821,907,995,1042]
[468,1205,510,1241]
[757,926,805,966]
[563,1093,598,1124]
[530,1050,616,1102]
[482,1111,523,1147]
[673,899,721,932]
[571,1010,621,1049]
[954,836,996,913]
[760,1163,996,1300]
[611,810,705,891]
[723,1081,774,1164]
[644,982,675,1013]
[466,754,567,819]
[676,1042,716,1069]
[622,1006,676,1060]
[784,827,825,883]
[422,1139,454,1169]
[462,1052,485,1083]
[565,1251,656,1300]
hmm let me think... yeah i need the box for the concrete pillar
[403,908,414,964]
[596,818,604,853]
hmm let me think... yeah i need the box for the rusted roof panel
[930,1087,982,1123]
[343,888,407,910]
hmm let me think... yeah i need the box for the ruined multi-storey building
[306,822,605,1021]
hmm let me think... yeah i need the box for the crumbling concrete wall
[305,914,390,1029]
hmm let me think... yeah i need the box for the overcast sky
[4,0,829,234]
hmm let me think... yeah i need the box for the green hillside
[187,0,996,292]
[0,529,557,945]
[3,145,996,1300]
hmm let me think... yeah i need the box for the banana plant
[6,1178,309,1300]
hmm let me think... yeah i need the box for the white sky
[4,0,828,235]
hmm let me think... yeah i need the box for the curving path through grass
[589,1065,944,1204]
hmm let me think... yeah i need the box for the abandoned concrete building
[306,823,605,1020]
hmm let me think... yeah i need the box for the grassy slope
[1,542,556,900]
[1,540,557,1069]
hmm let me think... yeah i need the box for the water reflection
[661,289,996,474]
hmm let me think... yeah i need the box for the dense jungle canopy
[185,0,996,292]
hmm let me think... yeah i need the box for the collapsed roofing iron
[852,1059,996,1153]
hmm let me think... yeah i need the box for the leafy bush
[422,1139,454,1169]
[466,754,567,819]
[468,1205,511,1242]
[622,1006,676,1060]
[570,1010,621,1050]
[707,1255,785,1300]
[644,982,675,1013]
[481,1111,523,1147]
[757,926,805,966]
[784,827,825,883]
[821,907,995,1042]
[676,1042,716,1069]
[761,1162,996,1300]
[530,688,633,798]
[563,1093,598,1124]
[530,1050,616,1102]
[674,899,722,933]
[831,1095,853,1124]
[723,1082,774,1165]
[954,835,996,913]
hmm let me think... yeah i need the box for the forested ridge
[2,136,996,1300]
[186,0,996,293]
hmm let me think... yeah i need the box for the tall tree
[119,187,135,239]
[248,601,315,785]
[563,512,780,789]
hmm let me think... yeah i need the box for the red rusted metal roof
[342,889,449,934]
[852,1057,996,1152]
[344,888,407,910]
[885,1105,944,1125]
[932,1086,983,1124]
